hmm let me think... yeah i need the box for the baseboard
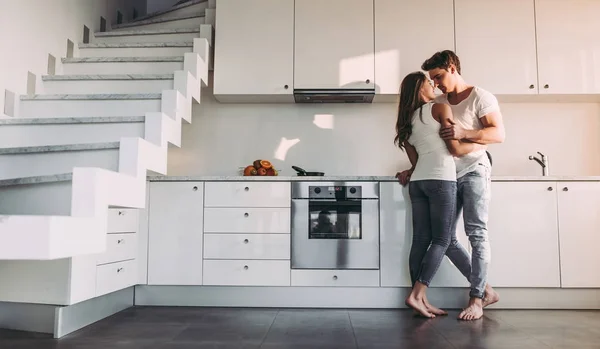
[0,301,56,334]
[54,287,134,338]
[135,286,600,310]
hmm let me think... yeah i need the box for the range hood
[293,88,375,103]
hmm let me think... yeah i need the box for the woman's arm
[396,141,418,186]
[432,103,486,156]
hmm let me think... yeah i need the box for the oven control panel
[308,185,362,199]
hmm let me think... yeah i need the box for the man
[422,50,505,321]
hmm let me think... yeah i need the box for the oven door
[291,198,379,270]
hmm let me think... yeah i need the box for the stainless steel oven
[291,181,379,270]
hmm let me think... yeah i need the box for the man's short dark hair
[421,50,462,75]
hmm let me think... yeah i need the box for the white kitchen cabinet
[204,234,290,260]
[455,0,538,95]
[213,0,294,102]
[486,182,560,287]
[204,182,291,208]
[204,207,290,234]
[147,182,204,285]
[96,260,137,297]
[291,270,380,287]
[557,182,600,288]
[374,0,454,100]
[294,0,374,90]
[379,182,469,288]
[535,0,600,94]
[203,260,291,286]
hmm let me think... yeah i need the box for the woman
[394,72,483,318]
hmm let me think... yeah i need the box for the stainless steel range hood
[293,88,375,103]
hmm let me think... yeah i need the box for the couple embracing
[394,50,505,321]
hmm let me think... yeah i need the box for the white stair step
[111,14,205,31]
[130,0,208,22]
[0,142,120,180]
[94,28,200,44]
[19,94,162,118]
[61,57,184,75]
[42,74,174,94]
[78,42,193,58]
[0,175,73,216]
[0,116,145,147]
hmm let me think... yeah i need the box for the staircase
[0,0,215,261]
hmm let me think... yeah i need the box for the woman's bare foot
[483,285,500,308]
[406,296,435,318]
[458,298,484,321]
[423,298,447,316]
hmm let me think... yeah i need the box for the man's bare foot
[423,298,447,316]
[406,296,435,318]
[483,285,500,308]
[458,298,483,321]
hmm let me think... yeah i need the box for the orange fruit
[243,165,257,176]
[257,168,268,176]
[260,160,273,169]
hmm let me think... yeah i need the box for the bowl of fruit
[240,159,279,176]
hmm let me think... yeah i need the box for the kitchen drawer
[97,233,138,266]
[204,234,290,260]
[204,207,290,234]
[204,182,291,208]
[107,209,139,233]
[291,270,380,287]
[96,259,137,297]
[203,260,290,286]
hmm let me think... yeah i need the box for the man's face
[428,67,455,94]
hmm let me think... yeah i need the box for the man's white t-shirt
[434,86,500,178]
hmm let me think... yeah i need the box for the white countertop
[147,175,600,182]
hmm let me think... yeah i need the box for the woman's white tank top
[408,103,457,182]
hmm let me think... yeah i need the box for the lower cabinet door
[291,270,380,287]
[96,259,137,297]
[203,260,290,286]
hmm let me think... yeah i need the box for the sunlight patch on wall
[313,114,334,129]
[274,137,300,161]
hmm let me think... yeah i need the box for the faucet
[529,152,549,176]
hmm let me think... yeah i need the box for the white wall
[167,84,600,177]
[0,0,143,117]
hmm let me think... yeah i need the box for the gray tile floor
[1,307,599,348]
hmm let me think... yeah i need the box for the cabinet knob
[284,84,289,89]
[529,84,535,89]
[544,84,549,89]
[244,239,249,244]
[244,186,249,191]
[117,239,124,244]
[192,186,198,191]
[117,268,123,273]
[563,187,569,192]
[244,212,249,217]
[118,211,125,215]
[243,265,249,270]
[547,187,553,191]
[365,79,370,84]
[332,275,338,280]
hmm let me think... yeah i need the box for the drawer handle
[244,212,249,217]
[332,275,338,280]
[117,268,124,273]
[547,187,553,191]
[243,265,249,270]
[118,211,125,216]
[192,186,198,191]
[117,239,125,244]
[563,187,569,192]
[244,186,249,191]
[244,239,249,244]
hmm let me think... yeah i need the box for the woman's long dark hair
[394,71,428,151]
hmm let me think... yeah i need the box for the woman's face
[419,78,437,102]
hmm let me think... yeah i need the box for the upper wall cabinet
[213,0,294,102]
[535,0,600,94]
[455,0,538,95]
[294,0,374,90]
[374,0,454,101]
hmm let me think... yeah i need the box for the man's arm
[434,103,487,155]
[463,110,505,144]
